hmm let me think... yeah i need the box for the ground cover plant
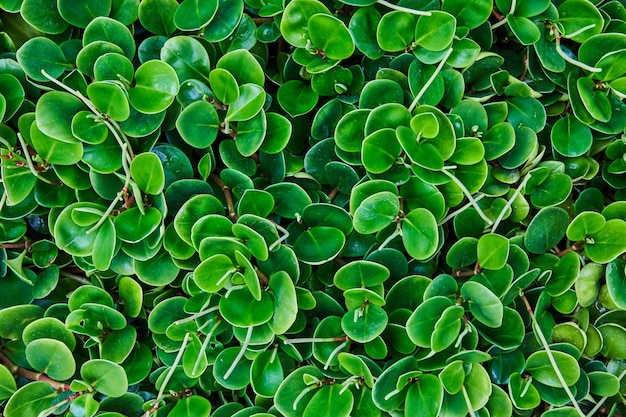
[0,0,626,415]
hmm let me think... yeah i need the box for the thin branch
[521,294,585,417]
[210,173,237,220]
[408,48,453,113]
[376,0,432,16]
[0,350,71,391]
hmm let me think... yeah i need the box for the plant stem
[491,18,508,30]
[461,384,478,417]
[283,337,348,344]
[408,48,453,113]
[193,320,222,375]
[16,133,55,184]
[0,191,6,213]
[555,36,601,73]
[490,172,532,233]
[438,194,487,225]
[224,326,252,379]
[521,294,585,416]
[86,143,132,235]
[40,70,135,160]
[324,340,349,370]
[378,227,401,250]
[148,332,190,416]
[441,169,493,225]
[0,350,71,391]
[376,0,431,16]
[210,173,237,220]
[174,306,219,326]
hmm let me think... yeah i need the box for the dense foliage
[0,0,626,415]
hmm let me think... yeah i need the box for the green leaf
[16,37,69,82]
[442,0,491,29]
[202,0,244,42]
[138,0,178,35]
[376,11,415,52]
[415,11,456,52]
[293,226,346,265]
[278,80,319,117]
[268,271,298,335]
[280,0,330,48]
[92,219,116,271]
[507,97,547,132]
[406,296,453,348]
[524,207,570,254]
[161,36,212,83]
[130,152,165,195]
[585,219,626,263]
[477,234,509,270]
[129,60,179,114]
[176,100,221,148]
[226,83,266,122]
[209,68,239,105]
[173,0,218,31]
[525,350,580,388]
[402,208,439,261]
[577,77,611,123]
[308,13,354,60]
[303,384,353,417]
[0,365,16,400]
[4,382,56,417]
[20,0,67,34]
[25,338,75,381]
[507,15,541,45]
[250,350,283,397]
[342,304,388,343]
[353,191,399,234]
[461,281,503,328]
[405,374,443,417]
[81,359,128,397]
[115,207,162,244]
[219,288,273,326]
[557,0,603,43]
[551,114,593,157]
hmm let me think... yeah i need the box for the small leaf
[461,281,503,328]
[130,152,165,195]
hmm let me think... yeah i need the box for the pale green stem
[268,223,290,252]
[520,376,533,397]
[339,375,361,395]
[491,18,508,30]
[384,388,402,401]
[555,37,601,73]
[284,337,348,344]
[293,384,318,411]
[224,326,253,379]
[378,227,401,250]
[324,340,349,370]
[174,306,219,326]
[193,319,222,375]
[454,324,471,348]
[16,133,55,185]
[86,143,131,235]
[441,169,493,225]
[461,384,478,417]
[562,24,597,40]
[408,48,453,113]
[522,294,585,417]
[155,332,190,404]
[490,173,532,233]
[438,194,487,225]
[492,0,516,30]
[40,70,135,160]
[376,0,431,16]
[224,284,244,299]
[0,191,6,213]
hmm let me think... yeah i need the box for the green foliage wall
[0,0,626,416]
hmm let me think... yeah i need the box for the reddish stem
[0,350,71,392]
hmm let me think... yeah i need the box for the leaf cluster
[0,0,626,416]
